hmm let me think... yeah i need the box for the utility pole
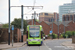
[34,11,36,25]
[8,0,10,45]
[32,16,33,25]
[21,5,23,42]
[26,16,27,20]
[64,19,65,34]
[58,18,59,39]
[52,17,53,39]
[73,15,74,23]
[12,25,14,46]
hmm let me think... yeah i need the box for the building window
[49,19,50,22]
[74,15,75,21]
[63,15,65,21]
[45,13,48,16]
[51,19,52,22]
[66,15,69,21]
[70,15,72,21]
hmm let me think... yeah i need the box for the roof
[27,19,72,26]
[44,21,71,26]
[25,20,32,23]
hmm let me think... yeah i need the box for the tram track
[26,45,40,50]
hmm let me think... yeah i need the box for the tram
[26,25,44,46]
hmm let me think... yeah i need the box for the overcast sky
[0,0,71,23]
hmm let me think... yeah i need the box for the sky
[0,0,71,23]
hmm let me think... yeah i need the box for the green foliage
[48,34,51,37]
[43,34,45,36]
[2,23,9,28]
[61,31,72,38]
[52,33,57,39]
[71,31,75,36]
[59,34,63,38]
[48,33,57,39]
[11,18,28,34]
[65,31,72,38]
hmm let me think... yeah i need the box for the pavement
[62,41,75,49]
[0,42,26,50]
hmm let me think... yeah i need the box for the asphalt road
[6,39,74,50]
[44,39,74,50]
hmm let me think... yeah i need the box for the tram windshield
[29,26,40,37]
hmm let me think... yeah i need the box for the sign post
[50,30,53,39]
[12,25,14,47]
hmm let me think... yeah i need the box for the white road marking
[44,43,52,50]
[54,46,65,48]
[54,46,73,49]
[65,46,74,49]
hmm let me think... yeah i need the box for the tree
[2,23,9,28]
[11,18,28,34]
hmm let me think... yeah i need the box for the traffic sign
[12,25,14,30]
[50,31,52,34]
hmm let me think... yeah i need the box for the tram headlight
[38,39,40,41]
[29,39,31,41]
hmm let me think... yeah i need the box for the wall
[0,28,21,43]
[23,35,27,42]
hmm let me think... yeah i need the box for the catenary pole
[58,18,59,39]
[8,0,10,45]
[21,5,23,42]
[52,17,53,39]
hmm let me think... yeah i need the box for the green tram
[26,25,44,46]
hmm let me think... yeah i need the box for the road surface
[6,39,74,50]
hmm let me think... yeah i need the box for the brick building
[39,12,59,22]
[27,19,75,35]
[63,13,75,21]
[54,12,59,22]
